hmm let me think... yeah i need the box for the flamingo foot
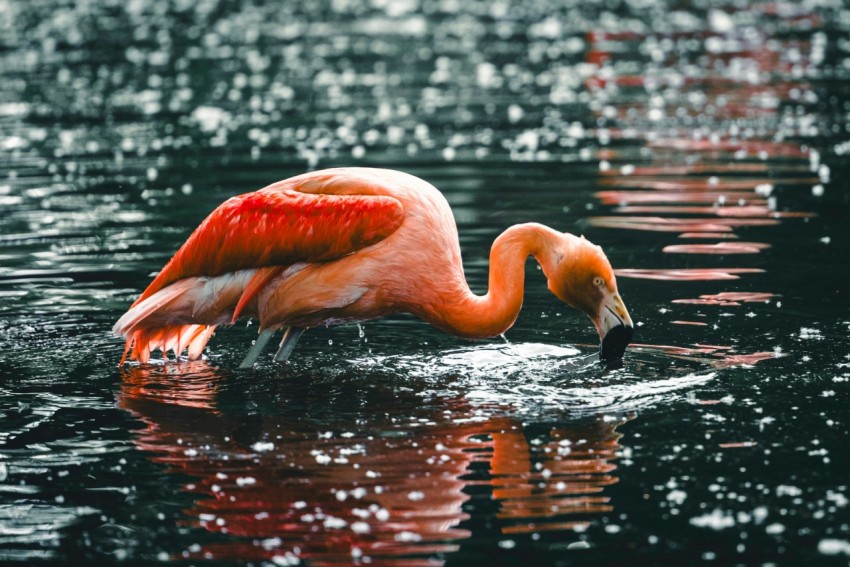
[238,328,275,369]
[273,327,305,363]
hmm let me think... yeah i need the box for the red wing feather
[230,265,285,323]
[134,188,404,305]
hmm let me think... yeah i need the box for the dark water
[2,0,850,564]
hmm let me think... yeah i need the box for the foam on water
[343,342,716,415]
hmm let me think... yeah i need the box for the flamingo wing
[134,186,405,306]
[116,171,406,364]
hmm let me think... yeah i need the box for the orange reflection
[672,292,776,306]
[678,233,740,239]
[616,206,812,219]
[583,2,814,382]
[598,163,773,176]
[118,364,627,564]
[488,419,625,535]
[597,176,817,191]
[646,139,808,158]
[630,343,780,368]
[662,242,770,254]
[615,268,764,281]
[596,191,765,205]
[589,216,779,232]
[713,351,780,368]
[626,205,771,216]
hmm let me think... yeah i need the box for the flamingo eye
[593,276,604,288]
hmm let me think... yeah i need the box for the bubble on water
[667,490,687,505]
[271,552,301,566]
[507,104,524,124]
[323,516,346,529]
[351,521,370,534]
[260,537,282,550]
[799,328,824,340]
[776,485,802,497]
[191,106,232,133]
[818,539,850,556]
[690,509,735,529]
[394,531,421,542]
[476,62,498,88]
[755,183,773,196]
[251,441,275,452]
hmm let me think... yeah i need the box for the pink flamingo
[113,168,633,367]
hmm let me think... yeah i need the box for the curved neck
[422,223,566,338]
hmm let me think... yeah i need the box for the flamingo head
[543,234,634,362]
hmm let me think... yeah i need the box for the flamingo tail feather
[114,269,270,364]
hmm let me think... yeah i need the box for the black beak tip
[599,324,634,362]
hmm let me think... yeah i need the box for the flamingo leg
[273,326,305,363]
[238,328,275,369]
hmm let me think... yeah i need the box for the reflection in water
[673,292,776,306]
[661,242,770,254]
[490,420,623,536]
[597,162,808,177]
[617,207,812,219]
[596,190,767,205]
[615,268,764,281]
[584,13,822,358]
[589,216,780,233]
[598,175,818,191]
[631,344,780,369]
[646,139,810,158]
[117,363,626,564]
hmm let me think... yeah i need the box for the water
[1,0,849,564]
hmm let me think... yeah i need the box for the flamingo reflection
[118,363,627,564]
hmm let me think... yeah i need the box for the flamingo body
[114,167,633,365]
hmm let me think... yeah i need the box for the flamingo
[113,167,633,367]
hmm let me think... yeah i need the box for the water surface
[1,0,850,564]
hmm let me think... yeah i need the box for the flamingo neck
[426,223,567,339]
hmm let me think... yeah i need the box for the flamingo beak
[596,292,634,362]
